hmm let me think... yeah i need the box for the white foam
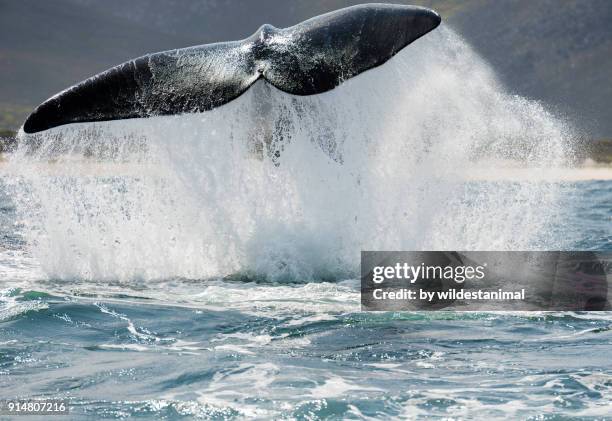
[6,27,575,282]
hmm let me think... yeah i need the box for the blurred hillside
[1,0,611,138]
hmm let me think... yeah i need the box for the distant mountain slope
[1,0,611,137]
[448,0,612,138]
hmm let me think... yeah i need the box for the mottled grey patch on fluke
[22,3,441,134]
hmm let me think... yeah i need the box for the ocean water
[0,180,611,420]
[1,27,611,419]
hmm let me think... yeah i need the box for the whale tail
[22,4,441,134]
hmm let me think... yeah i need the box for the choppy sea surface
[0,180,610,420]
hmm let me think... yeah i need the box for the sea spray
[6,27,575,281]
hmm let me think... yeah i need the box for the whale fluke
[22,4,441,134]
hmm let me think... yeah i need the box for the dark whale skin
[22,3,441,134]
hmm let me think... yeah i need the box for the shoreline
[1,155,611,181]
[465,164,612,181]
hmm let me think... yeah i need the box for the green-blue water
[0,180,610,420]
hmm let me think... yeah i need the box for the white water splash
[6,27,575,282]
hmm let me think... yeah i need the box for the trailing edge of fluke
[22,3,441,134]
